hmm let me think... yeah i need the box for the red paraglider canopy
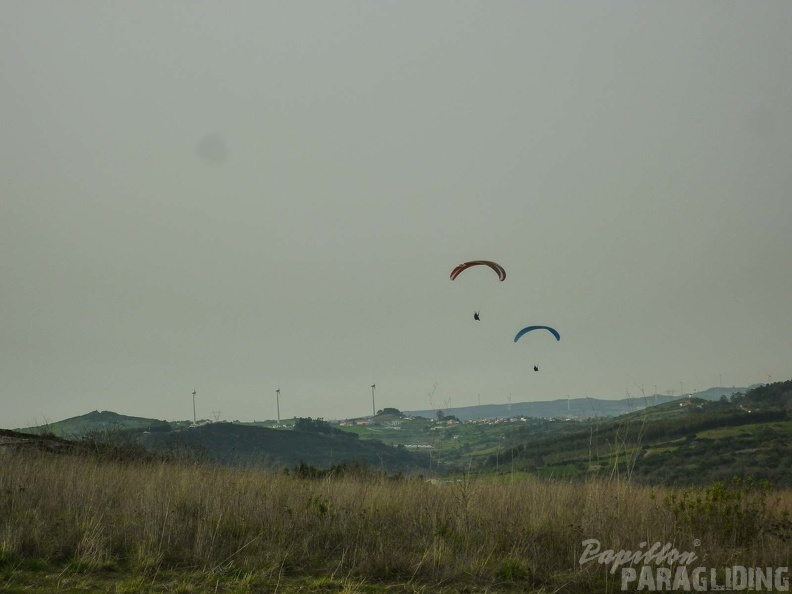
[449,260,506,282]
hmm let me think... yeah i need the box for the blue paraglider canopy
[513,325,561,342]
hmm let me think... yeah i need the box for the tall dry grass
[1,449,790,590]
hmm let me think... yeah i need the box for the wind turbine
[191,390,197,424]
[276,388,281,425]
[371,383,376,416]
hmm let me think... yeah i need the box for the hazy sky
[3,2,791,429]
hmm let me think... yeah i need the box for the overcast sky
[2,2,791,429]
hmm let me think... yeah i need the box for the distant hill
[16,410,428,473]
[478,381,792,486]
[16,410,173,438]
[406,386,753,421]
[139,420,429,473]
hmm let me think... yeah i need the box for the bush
[663,476,782,546]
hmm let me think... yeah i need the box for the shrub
[663,476,781,546]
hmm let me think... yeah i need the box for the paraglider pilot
[533,365,539,372]
[474,311,480,321]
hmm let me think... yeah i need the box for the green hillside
[139,418,429,473]
[337,381,792,485]
[12,381,792,483]
[15,411,427,473]
[477,380,792,485]
[16,410,173,438]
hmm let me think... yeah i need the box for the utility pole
[276,388,281,424]
[371,383,376,416]
[191,390,197,423]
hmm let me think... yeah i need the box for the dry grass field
[2,448,791,593]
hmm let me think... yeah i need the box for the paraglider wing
[514,326,561,342]
[450,260,506,282]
